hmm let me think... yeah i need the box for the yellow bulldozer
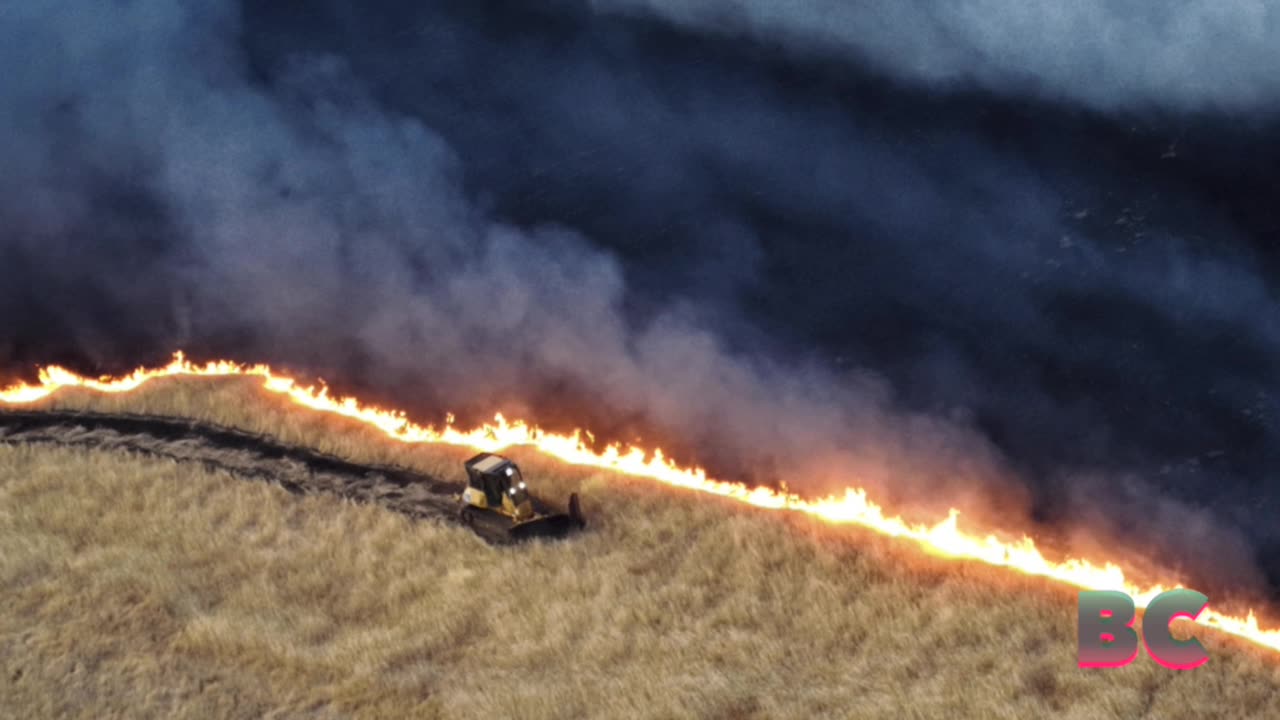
[458,452,585,541]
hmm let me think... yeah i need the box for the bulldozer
[458,452,585,541]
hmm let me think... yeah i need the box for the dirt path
[0,409,519,545]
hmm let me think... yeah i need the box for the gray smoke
[0,1,1024,512]
[590,0,1280,112]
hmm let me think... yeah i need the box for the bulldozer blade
[507,495,586,542]
[508,514,577,542]
[568,492,585,530]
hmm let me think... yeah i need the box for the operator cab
[464,452,529,508]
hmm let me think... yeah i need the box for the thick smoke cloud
[591,0,1280,112]
[0,0,1025,512]
[2,1,1278,604]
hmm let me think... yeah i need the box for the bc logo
[1078,589,1209,670]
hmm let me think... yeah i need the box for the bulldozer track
[0,409,517,545]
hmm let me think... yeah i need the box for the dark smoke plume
[2,1,1279,606]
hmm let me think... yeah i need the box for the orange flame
[2,351,1278,654]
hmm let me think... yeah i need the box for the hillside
[1,376,1278,719]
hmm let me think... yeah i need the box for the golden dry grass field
[1,376,1278,719]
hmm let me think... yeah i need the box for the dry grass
[1,377,1278,719]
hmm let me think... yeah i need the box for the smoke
[589,0,1280,112]
[2,1,1278,602]
[0,0,1021,509]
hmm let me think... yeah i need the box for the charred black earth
[0,409,577,546]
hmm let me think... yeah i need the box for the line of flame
[2,351,1277,654]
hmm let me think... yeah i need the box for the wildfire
[2,351,1278,654]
